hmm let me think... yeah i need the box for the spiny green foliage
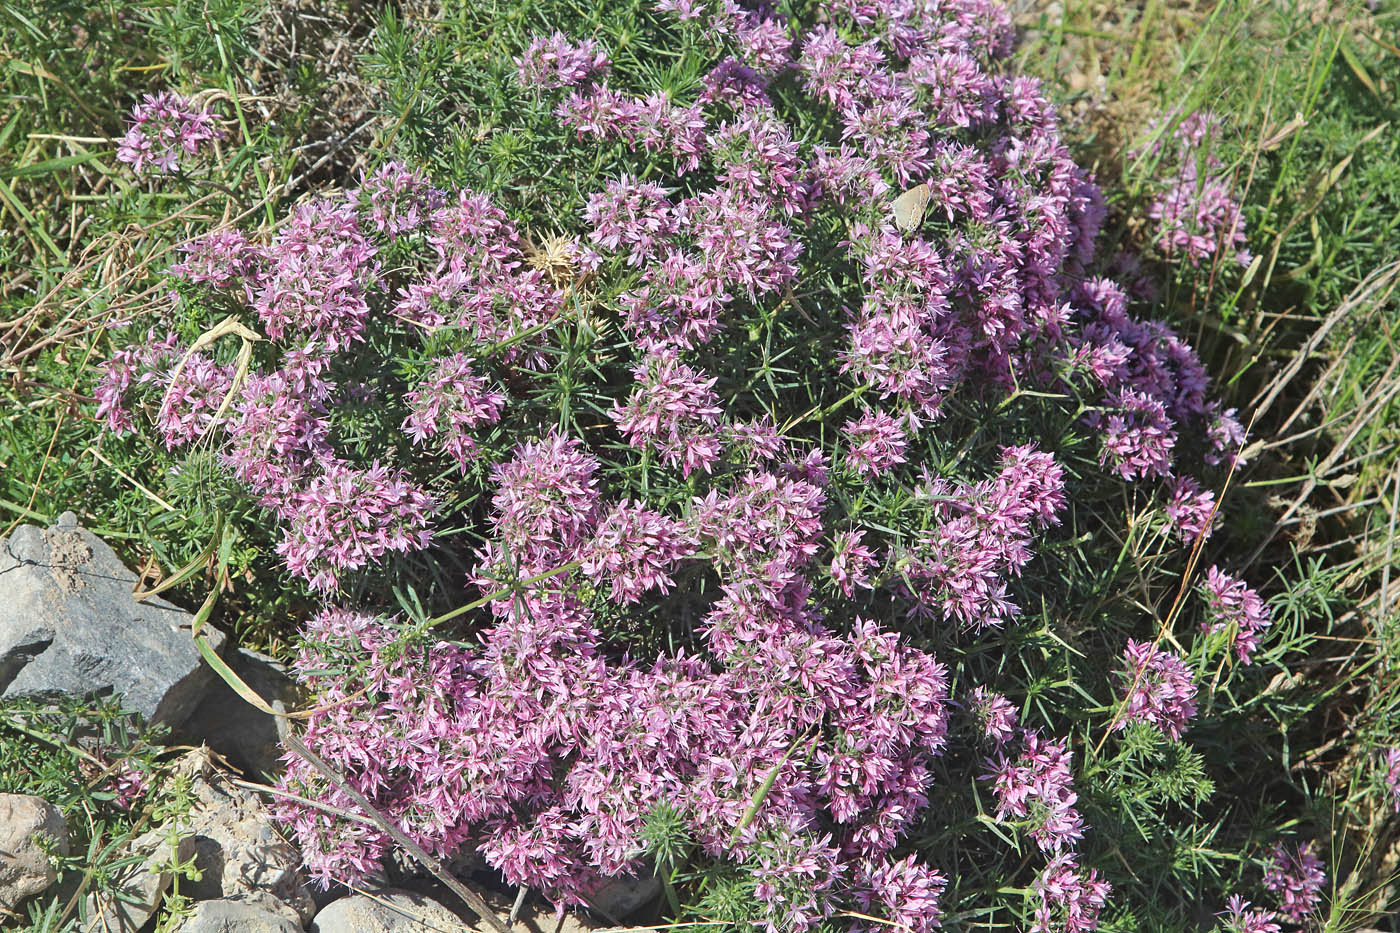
[1018,0,1400,922]
[0,699,203,933]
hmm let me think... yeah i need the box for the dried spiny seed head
[527,232,581,286]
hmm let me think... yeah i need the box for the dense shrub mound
[93,0,1339,929]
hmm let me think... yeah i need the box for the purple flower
[619,248,732,350]
[812,145,890,207]
[1086,389,1177,481]
[516,32,610,90]
[223,369,331,505]
[1215,896,1282,933]
[985,731,1085,853]
[712,113,808,217]
[830,529,877,597]
[799,26,892,115]
[584,176,677,266]
[701,59,772,110]
[730,11,792,75]
[630,92,708,174]
[1031,853,1111,933]
[107,762,147,811]
[353,160,442,237]
[402,354,507,473]
[610,349,724,477]
[476,431,602,584]
[842,409,909,478]
[969,686,1017,747]
[170,229,264,293]
[1165,475,1217,545]
[155,352,234,449]
[901,444,1065,629]
[556,83,639,141]
[1113,640,1197,740]
[842,96,933,187]
[116,91,222,175]
[906,50,999,129]
[276,462,434,592]
[582,501,695,604]
[693,469,825,612]
[727,417,788,464]
[853,855,947,933]
[1071,277,1211,432]
[1385,747,1400,813]
[1140,112,1251,267]
[93,331,182,434]
[1263,841,1326,922]
[253,200,379,352]
[841,227,955,418]
[1200,567,1273,665]
[1205,402,1249,467]
[679,186,801,297]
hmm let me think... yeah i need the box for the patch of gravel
[42,527,91,594]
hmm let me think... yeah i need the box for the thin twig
[282,734,511,933]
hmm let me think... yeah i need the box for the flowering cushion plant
[92,0,1341,929]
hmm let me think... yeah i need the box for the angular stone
[0,512,226,728]
[176,749,315,923]
[82,825,196,932]
[309,889,467,933]
[173,892,304,933]
[0,793,69,912]
[179,648,298,780]
[590,871,660,922]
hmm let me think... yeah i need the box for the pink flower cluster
[223,369,332,506]
[253,200,380,352]
[1262,841,1326,923]
[842,409,909,477]
[1200,567,1273,664]
[1216,896,1281,933]
[394,187,566,367]
[171,229,264,294]
[610,349,723,476]
[900,444,1066,629]
[116,90,222,175]
[402,354,506,473]
[1031,853,1112,933]
[352,161,443,237]
[1165,475,1217,545]
[986,730,1086,853]
[1068,277,1217,482]
[1141,112,1251,267]
[516,32,611,90]
[276,462,434,593]
[1385,747,1400,813]
[969,686,1018,747]
[983,718,1110,932]
[1113,640,1198,740]
[829,529,877,598]
[278,562,953,932]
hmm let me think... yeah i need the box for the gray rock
[173,893,304,933]
[310,889,468,933]
[0,793,69,912]
[82,825,196,932]
[0,512,226,728]
[176,749,315,923]
[179,647,298,780]
[589,871,660,922]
